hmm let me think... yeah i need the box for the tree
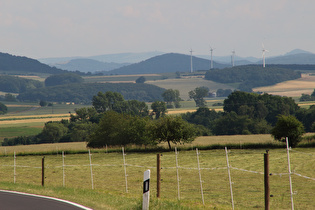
[39,122,68,143]
[0,102,8,115]
[87,111,154,148]
[148,115,196,150]
[45,73,84,87]
[92,91,124,113]
[4,93,17,102]
[189,87,209,107]
[162,89,181,108]
[135,76,146,83]
[39,100,47,107]
[151,101,167,119]
[271,115,305,147]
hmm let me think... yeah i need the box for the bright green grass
[0,148,314,209]
[0,126,42,141]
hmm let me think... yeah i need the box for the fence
[0,145,314,209]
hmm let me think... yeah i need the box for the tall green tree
[189,87,209,107]
[39,122,68,143]
[92,91,124,113]
[162,89,181,108]
[151,101,167,119]
[0,102,8,115]
[271,115,305,147]
[148,115,196,150]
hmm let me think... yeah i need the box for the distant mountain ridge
[0,52,66,74]
[105,53,229,75]
[54,59,130,73]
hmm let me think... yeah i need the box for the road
[0,190,93,210]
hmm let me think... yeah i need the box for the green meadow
[0,146,314,209]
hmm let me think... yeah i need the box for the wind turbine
[189,48,194,73]
[231,49,236,67]
[210,46,215,69]
[262,43,269,68]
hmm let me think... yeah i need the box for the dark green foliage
[205,65,301,90]
[181,107,222,129]
[45,73,84,87]
[4,93,17,102]
[38,122,69,143]
[216,89,233,97]
[300,89,315,101]
[39,100,47,107]
[162,89,181,108]
[147,115,197,150]
[271,115,305,147]
[0,75,43,93]
[212,112,271,135]
[87,111,153,148]
[0,52,66,74]
[224,91,299,125]
[151,101,167,119]
[295,105,315,132]
[92,91,125,112]
[189,86,209,107]
[135,76,146,83]
[17,83,165,103]
[0,102,8,115]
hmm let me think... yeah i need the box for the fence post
[42,156,45,186]
[122,147,128,193]
[264,150,270,210]
[142,169,150,210]
[62,151,65,187]
[286,137,294,210]
[89,150,94,190]
[225,147,234,210]
[14,151,16,184]
[196,148,205,205]
[175,147,180,200]
[157,153,161,198]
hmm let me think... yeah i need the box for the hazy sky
[1,0,314,59]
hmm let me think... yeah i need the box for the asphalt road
[0,190,93,210]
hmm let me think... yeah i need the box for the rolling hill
[105,53,229,75]
[0,52,66,74]
[53,58,130,73]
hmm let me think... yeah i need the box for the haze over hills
[104,53,229,75]
[53,59,130,73]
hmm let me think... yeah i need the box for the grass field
[0,144,314,209]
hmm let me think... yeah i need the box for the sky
[0,0,314,59]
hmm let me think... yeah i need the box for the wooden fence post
[157,154,161,198]
[264,150,270,210]
[42,156,45,186]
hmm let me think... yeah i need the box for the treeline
[18,83,165,103]
[5,91,315,148]
[0,75,43,93]
[3,92,196,150]
[205,65,301,91]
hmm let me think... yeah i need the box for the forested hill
[106,53,229,75]
[0,52,66,74]
[17,83,165,103]
[205,65,301,92]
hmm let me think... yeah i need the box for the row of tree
[205,65,301,92]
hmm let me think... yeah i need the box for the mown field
[0,142,314,209]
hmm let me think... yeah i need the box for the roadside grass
[0,148,314,209]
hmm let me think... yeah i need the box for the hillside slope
[0,52,66,74]
[106,53,229,75]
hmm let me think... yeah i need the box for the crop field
[0,146,314,209]
[253,73,315,97]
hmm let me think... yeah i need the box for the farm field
[253,73,315,97]
[0,146,314,209]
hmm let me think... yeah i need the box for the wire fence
[0,146,314,209]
